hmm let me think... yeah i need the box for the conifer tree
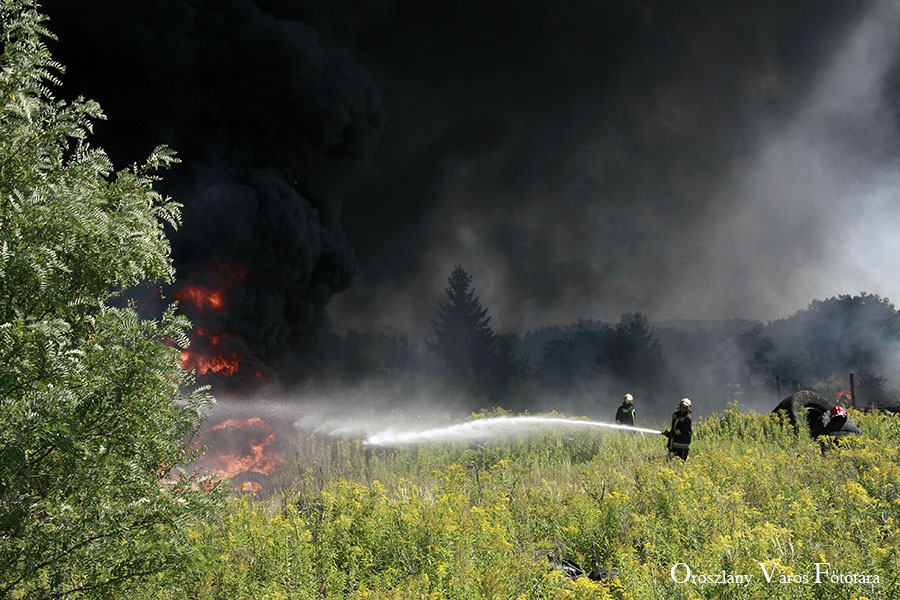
[0,2,221,596]
[428,265,497,397]
[597,312,669,397]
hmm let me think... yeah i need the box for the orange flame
[210,417,268,431]
[175,284,224,311]
[180,350,208,374]
[206,417,280,478]
[174,263,248,376]
[180,350,240,376]
[837,390,852,404]
[237,481,263,493]
[210,354,240,376]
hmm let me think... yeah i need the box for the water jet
[364,415,662,446]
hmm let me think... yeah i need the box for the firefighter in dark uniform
[818,405,852,454]
[615,393,635,426]
[824,405,848,434]
[662,398,693,460]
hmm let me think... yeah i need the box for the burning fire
[179,328,242,375]
[173,262,248,378]
[237,481,263,493]
[180,350,240,376]
[174,263,246,314]
[203,417,281,479]
[837,390,852,404]
[174,284,224,311]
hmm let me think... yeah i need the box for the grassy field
[140,406,900,599]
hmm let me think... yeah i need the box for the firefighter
[615,393,635,426]
[824,405,848,434]
[662,398,692,460]
[818,405,851,454]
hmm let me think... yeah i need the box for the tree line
[322,267,900,416]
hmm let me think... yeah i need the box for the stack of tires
[772,390,860,438]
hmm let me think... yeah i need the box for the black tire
[587,567,619,581]
[773,390,832,430]
[772,390,860,438]
[831,421,861,437]
[229,470,272,495]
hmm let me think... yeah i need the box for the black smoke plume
[44,0,386,388]
[42,1,900,408]
[332,0,900,334]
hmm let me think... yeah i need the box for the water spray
[364,415,662,446]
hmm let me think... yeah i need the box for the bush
[0,3,223,596]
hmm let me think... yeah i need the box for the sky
[43,0,900,347]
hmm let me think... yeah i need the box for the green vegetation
[135,408,899,600]
[427,265,529,406]
[0,1,222,597]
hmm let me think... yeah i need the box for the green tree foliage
[428,266,497,397]
[428,265,531,405]
[767,293,900,395]
[0,2,221,597]
[707,322,778,398]
[534,314,670,402]
[492,331,533,410]
[857,371,889,409]
[597,312,669,397]
[734,323,776,378]
[322,328,416,382]
[538,326,608,392]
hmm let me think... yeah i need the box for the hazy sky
[45,0,900,343]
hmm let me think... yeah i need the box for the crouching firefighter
[662,398,692,460]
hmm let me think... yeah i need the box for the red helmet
[830,405,847,418]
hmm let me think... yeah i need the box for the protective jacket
[665,410,692,451]
[824,413,847,435]
[615,403,635,426]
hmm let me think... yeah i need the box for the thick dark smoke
[44,1,386,386]
[330,0,900,334]
[42,0,900,395]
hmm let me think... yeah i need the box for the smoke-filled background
[332,0,900,334]
[42,0,900,421]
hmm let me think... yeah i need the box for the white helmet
[623,393,634,404]
[679,398,692,408]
